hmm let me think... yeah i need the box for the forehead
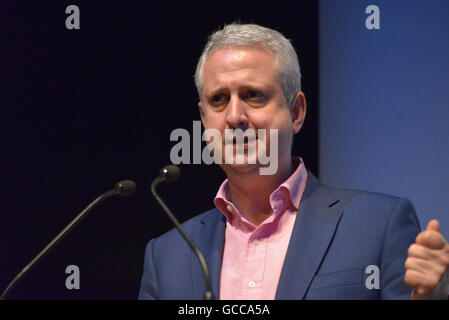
[202,47,280,91]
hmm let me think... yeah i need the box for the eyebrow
[206,84,276,97]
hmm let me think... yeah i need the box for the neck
[223,156,294,226]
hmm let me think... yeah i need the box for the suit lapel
[275,172,344,300]
[191,209,226,300]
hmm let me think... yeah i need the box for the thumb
[427,219,440,233]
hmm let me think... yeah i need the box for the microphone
[150,165,212,300]
[158,164,181,184]
[115,180,137,197]
[0,180,136,300]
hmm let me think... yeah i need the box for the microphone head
[114,180,136,197]
[159,165,181,184]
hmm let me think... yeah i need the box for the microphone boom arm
[0,181,134,300]
[151,176,213,300]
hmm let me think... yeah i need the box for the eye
[211,94,228,104]
[247,91,263,100]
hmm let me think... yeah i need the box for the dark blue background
[319,0,449,240]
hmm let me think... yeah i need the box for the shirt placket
[239,230,267,299]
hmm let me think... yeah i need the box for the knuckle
[416,231,430,244]
[403,271,408,279]
[407,256,416,264]
[403,271,413,284]
[416,231,422,240]
[409,244,422,256]
[404,258,411,268]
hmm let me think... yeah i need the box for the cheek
[202,113,225,131]
[248,111,271,129]
[252,111,292,133]
[261,114,293,151]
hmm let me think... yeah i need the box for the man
[139,23,449,299]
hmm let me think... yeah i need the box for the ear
[291,91,306,134]
[198,101,205,120]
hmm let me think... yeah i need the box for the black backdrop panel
[0,1,318,299]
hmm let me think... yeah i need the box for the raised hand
[405,220,449,300]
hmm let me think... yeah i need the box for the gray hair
[194,23,301,106]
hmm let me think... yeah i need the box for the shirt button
[248,281,256,288]
[226,205,233,212]
[253,239,260,246]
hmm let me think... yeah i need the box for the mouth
[226,136,258,150]
[224,131,259,146]
[232,136,257,145]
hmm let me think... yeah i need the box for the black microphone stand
[151,173,213,300]
[0,181,135,300]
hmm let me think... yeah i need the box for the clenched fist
[405,220,449,300]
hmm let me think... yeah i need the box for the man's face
[198,46,305,175]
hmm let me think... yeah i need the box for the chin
[219,162,261,174]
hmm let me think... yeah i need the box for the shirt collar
[214,157,308,223]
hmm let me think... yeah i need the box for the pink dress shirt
[214,157,308,300]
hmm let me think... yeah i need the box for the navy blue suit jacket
[138,172,421,299]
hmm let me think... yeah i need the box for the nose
[225,95,248,130]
